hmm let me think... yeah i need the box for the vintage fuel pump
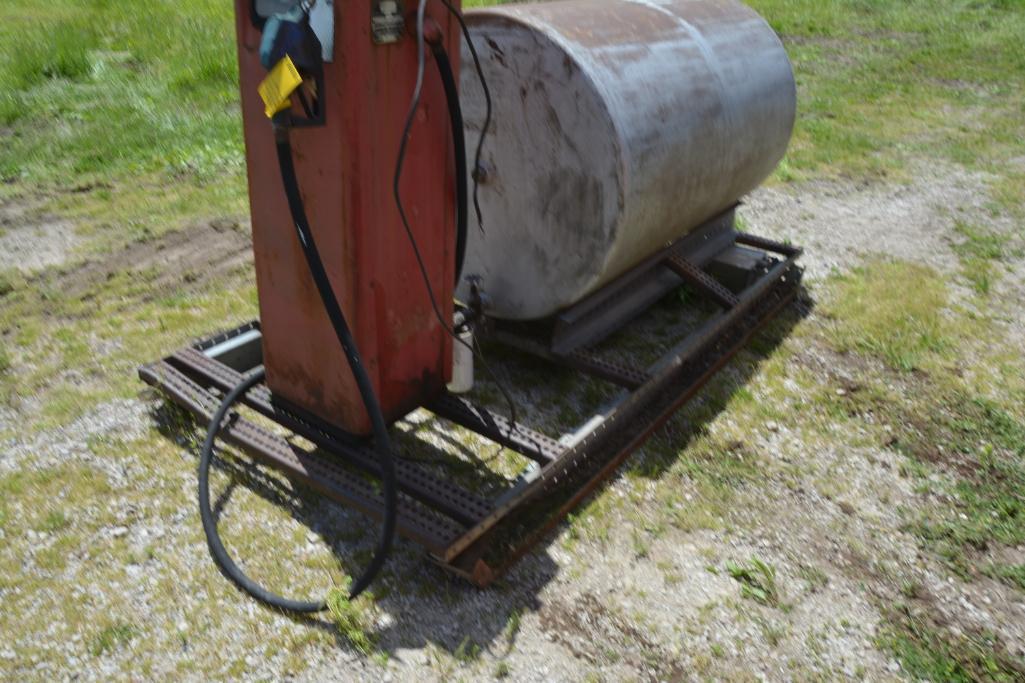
[143,0,803,613]
[194,0,483,610]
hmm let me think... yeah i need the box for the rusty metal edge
[439,254,801,564]
[138,361,464,555]
[167,347,493,526]
[458,278,801,586]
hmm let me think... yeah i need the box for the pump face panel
[255,0,335,61]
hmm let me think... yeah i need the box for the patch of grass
[40,509,70,533]
[879,606,1023,683]
[812,259,1025,584]
[797,563,829,592]
[326,588,376,657]
[823,260,948,371]
[91,622,137,656]
[757,617,789,648]
[0,1,242,185]
[748,0,1025,185]
[951,221,1010,294]
[984,564,1025,593]
[503,608,522,645]
[726,556,780,607]
[953,221,1009,262]
[901,397,1025,575]
[0,270,19,297]
[453,636,482,663]
[961,257,995,295]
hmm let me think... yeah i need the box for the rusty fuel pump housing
[234,0,461,435]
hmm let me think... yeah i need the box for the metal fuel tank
[457,0,796,320]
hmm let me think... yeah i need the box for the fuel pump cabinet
[235,0,460,435]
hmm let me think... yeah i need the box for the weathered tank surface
[456,0,796,320]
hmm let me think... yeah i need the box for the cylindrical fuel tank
[456,0,795,320]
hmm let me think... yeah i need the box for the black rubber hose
[274,128,398,601]
[196,129,399,613]
[429,40,468,285]
[197,367,328,613]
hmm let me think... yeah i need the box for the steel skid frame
[140,207,802,585]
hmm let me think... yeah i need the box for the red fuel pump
[236,0,461,435]
[193,0,482,611]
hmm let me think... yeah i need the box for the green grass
[823,260,949,372]
[326,588,377,657]
[879,606,1021,683]
[814,261,1025,583]
[748,0,1025,184]
[985,564,1025,592]
[91,622,137,657]
[0,0,247,256]
[951,220,1013,294]
[726,557,781,607]
[0,1,242,184]
[907,397,1025,576]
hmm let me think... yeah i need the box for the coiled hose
[196,127,400,612]
[196,34,472,612]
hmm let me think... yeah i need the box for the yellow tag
[258,56,303,118]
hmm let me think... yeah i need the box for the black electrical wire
[436,0,493,233]
[196,127,400,613]
[429,40,468,283]
[394,0,519,431]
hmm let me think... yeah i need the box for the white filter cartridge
[447,329,474,394]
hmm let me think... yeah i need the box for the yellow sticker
[258,56,303,118]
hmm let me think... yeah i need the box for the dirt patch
[538,593,685,680]
[740,162,1014,282]
[0,199,81,273]
[56,218,252,301]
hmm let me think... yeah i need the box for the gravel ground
[2,159,1024,681]
[741,161,1016,281]
[0,199,80,273]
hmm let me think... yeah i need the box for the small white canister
[447,328,474,394]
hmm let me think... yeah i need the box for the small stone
[888,660,901,673]
[177,620,188,633]
[111,526,129,538]
[836,388,848,396]
[766,421,779,432]
[306,531,318,544]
